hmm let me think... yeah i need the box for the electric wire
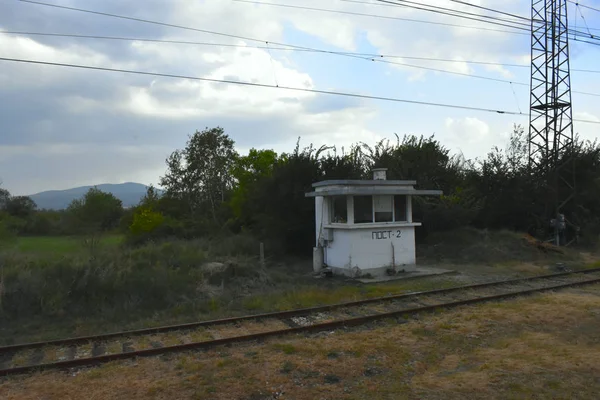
[445,0,530,21]
[233,0,529,36]
[366,0,530,32]
[239,0,599,40]
[372,0,531,29]
[1,56,600,125]
[13,0,600,69]
[345,0,600,34]
[16,0,318,53]
[576,3,596,38]
[13,0,600,97]
[19,0,600,42]
[568,1,600,14]
[0,31,528,67]
[0,30,534,67]
[0,56,524,116]
[4,29,599,96]
[510,82,523,113]
[8,1,600,129]
[381,0,599,38]
[236,0,528,30]
[239,0,600,44]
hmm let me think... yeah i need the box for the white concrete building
[305,168,442,277]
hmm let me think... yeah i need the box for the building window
[331,196,347,223]
[374,195,393,222]
[394,195,407,222]
[354,195,373,224]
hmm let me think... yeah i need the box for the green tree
[0,188,10,210]
[245,140,328,253]
[139,185,162,209]
[159,127,238,225]
[230,148,279,219]
[5,196,37,218]
[67,187,124,233]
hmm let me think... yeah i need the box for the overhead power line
[239,0,600,40]
[380,0,600,38]
[568,0,600,14]
[371,0,530,29]
[344,0,600,34]
[2,31,524,66]
[243,0,600,43]
[16,0,314,53]
[1,56,599,125]
[0,30,524,67]
[14,0,600,92]
[445,0,530,21]
[19,0,600,42]
[13,0,600,61]
[3,30,600,94]
[232,0,526,35]
[0,56,523,116]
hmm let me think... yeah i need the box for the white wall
[324,225,416,273]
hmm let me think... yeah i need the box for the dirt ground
[2,283,600,400]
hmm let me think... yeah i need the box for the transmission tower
[529,0,575,246]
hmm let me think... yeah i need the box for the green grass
[10,234,124,255]
[0,228,594,346]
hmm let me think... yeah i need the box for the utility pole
[529,0,575,246]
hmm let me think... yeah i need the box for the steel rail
[0,272,599,377]
[1,267,599,353]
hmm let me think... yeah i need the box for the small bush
[129,207,164,236]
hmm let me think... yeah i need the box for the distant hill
[28,183,163,210]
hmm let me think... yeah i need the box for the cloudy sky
[1,0,599,195]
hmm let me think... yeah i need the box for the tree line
[2,125,599,253]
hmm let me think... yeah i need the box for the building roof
[312,179,417,188]
[305,187,443,198]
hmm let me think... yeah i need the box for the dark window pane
[354,195,373,224]
[374,195,393,222]
[331,196,347,223]
[394,195,407,221]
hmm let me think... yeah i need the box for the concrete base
[354,266,456,283]
[329,264,417,278]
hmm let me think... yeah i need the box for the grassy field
[7,234,124,256]
[0,228,596,346]
[2,284,599,399]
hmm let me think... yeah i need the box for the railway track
[1,267,600,377]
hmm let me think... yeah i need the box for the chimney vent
[372,168,387,180]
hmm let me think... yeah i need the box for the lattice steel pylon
[529,0,575,246]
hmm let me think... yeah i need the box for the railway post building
[305,168,442,277]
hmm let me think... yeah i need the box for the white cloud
[575,112,600,123]
[444,116,494,159]
[0,0,598,195]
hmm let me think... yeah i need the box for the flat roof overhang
[305,187,443,197]
[312,179,417,187]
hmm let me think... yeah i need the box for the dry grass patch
[2,285,600,399]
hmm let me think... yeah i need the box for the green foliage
[67,187,124,233]
[9,235,123,256]
[159,126,238,226]
[5,196,37,218]
[0,188,10,210]
[0,219,16,248]
[230,148,279,220]
[6,124,600,251]
[129,207,165,236]
[0,237,265,320]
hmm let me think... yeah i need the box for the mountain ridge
[28,182,163,210]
